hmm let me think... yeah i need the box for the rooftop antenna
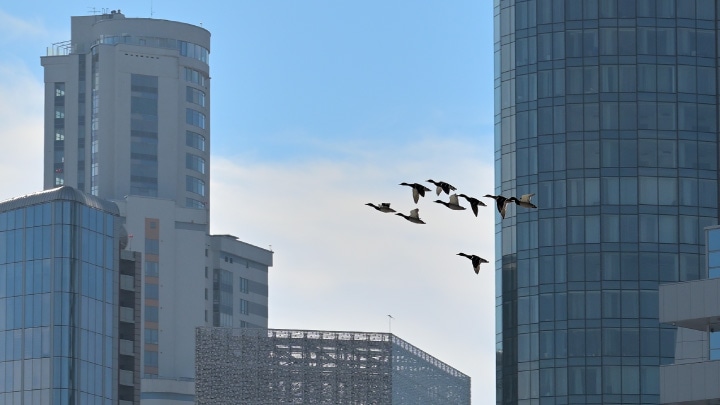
[150,0,154,17]
[387,314,394,334]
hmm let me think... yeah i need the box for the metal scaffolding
[195,328,470,404]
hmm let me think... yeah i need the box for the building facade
[41,11,273,403]
[118,249,142,405]
[195,328,471,405]
[494,1,718,403]
[659,225,720,404]
[0,186,120,404]
[41,9,211,206]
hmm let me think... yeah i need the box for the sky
[0,1,496,403]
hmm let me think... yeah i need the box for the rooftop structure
[195,328,471,404]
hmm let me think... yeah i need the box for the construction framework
[195,327,471,404]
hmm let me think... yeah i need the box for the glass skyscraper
[0,187,119,404]
[494,0,718,403]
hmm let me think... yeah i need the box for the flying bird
[427,179,457,196]
[400,182,432,204]
[396,208,426,224]
[434,194,466,210]
[457,194,487,216]
[484,194,514,219]
[511,193,537,209]
[365,202,396,213]
[457,253,489,274]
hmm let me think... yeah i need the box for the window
[186,86,206,107]
[145,284,159,300]
[144,350,158,367]
[239,277,248,294]
[186,108,206,129]
[145,261,159,277]
[186,131,206,151]
[186,154,206,174]
[145,306,159,322]
[144,328,158,344]
[239,299,249,315]
[712,331,720,359]
[186,198,205,209]
[145,239,159,255]
[185,67,209,88]
[186,176,206,196]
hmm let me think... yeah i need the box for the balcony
[661,360,720,404]
[660,278,720,332]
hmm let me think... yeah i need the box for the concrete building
[659,225,720,404]
[195,328,471,404]
[0,186,120,404]
[41,11,273,403]
[493,1,718,403]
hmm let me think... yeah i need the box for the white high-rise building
[41,10,273,404]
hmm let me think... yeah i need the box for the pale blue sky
[1,2,496,403]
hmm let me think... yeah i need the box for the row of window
[518,0,715,27]
[0,228,114,269]
[516,364,661,398]
[517,289,658,323]
[517,327,675,362]
[511,253,702,288]
[512,139,717,172]
[507,98,719,135]
[518,65,717,102]
[518,27,716,65]
[97,35,208,64]
[517,213,714,248]
[54,83,65,187]
[530,176,717,208]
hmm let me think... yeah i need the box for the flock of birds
[366,179,537,274]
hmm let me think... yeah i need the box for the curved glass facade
[0,199,117,404]
[494,0,718,403]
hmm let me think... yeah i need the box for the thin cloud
[209,137,497,402]
[0,9,48,41]
[0,62,44,199]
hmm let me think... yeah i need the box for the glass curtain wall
[0,200,117,404]
[494,0,718,403]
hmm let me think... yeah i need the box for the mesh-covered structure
[195,327,471,404]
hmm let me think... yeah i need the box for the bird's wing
[412,188,420,203]
[470,202,478,216]
[435,186,442,195]
[495,197,505,212]
[381,203,391,208]
[520,193,535,202]
[449,194,460,205]
[410,208,420,218]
